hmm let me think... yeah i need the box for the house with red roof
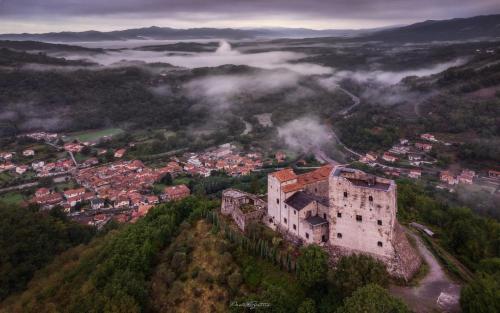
[163,184,190,201]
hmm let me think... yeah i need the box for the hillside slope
[366,14,500,42]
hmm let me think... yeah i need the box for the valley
[0,12,499,313]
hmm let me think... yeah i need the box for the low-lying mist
[334,58,468,85]
[278,116,332,153]
[64,40,332,75]
[184,69,303,109]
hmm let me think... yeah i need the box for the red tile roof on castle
[270,168,297,182]
[298,165,333,185]
[280,165,333,193]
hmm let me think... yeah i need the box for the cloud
[278,116,332,152]
[334,58,468,85]
[70,40,332,75]
[149,84,172,97]
[184,69,302,109]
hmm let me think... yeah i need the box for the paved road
[240,118,253,135]
[390,231,461,313]
[311,87,362,164]
[338,87,361,116]
[0,182,38,193]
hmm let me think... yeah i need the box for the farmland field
[66,128,124,142]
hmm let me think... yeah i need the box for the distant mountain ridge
[365,14,500,42]
[0,26,381,42]
[0,14,499,42]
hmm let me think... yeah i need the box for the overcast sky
[0,0,499,33]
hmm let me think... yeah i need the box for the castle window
[377,220,382,226]
[285,205,287,208]
[343,191,348,198]
[323,213,327,219]
[377,241,383,247]
[305,233,309,239]
[293,224,296,230]
[337,233,342,238]
[337,212,342,218]
[315,188,318,192]
[284,218,287,224]
[356,215,363,222]
[276,198,279,204]
[294,210,296,215]
[369,196,373,202]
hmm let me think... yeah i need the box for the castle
[222,165,421,280]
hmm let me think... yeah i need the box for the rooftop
[270,168,297,182]
[305,215,328,226]
[333,167,393,191]
[280,165,333,193]
[297,165,333,185]
[285,191,315,211]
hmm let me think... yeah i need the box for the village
[357,133,500,192]
[0,131,273,228]
[1,129,499,230]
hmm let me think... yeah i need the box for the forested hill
[365,14,500,42]
[0,205,95,301]
[1,185,499,312]
[0,48,95,67]
[0,40,103,53]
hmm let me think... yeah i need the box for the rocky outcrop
[387,223,423,281]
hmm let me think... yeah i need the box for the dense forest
[0,205,95,300]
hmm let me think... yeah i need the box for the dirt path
[390,231,461,313]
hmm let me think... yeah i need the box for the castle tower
[329,167,397,259]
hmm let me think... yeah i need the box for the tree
[160,173,173,185]
[81,146,91,155]
[298,298,316,313]
[227,271,242,291]
[250,175,260,194]
[330,254,389,298]
[336,284,410,313]
[0,204,94,300]
[260,284,296,313]
[460,272,500,313]
[296,245,329,288]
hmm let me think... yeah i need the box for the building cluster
[30,159,191,225]
[20,132,59,142]
[75,160,184,206]
[222,165,422,280]
[362,134,439,164]
[0,149,64,177]
[180,143,263,177]
[440,169,476,185]
[359,134,441,180]
[31,186,94,211]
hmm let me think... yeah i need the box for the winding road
[390,230,461,313]
[337,86,361,116]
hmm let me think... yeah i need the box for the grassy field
[173,176,191,186]
[0,172,13,184]
[0,192,25,206]
[66,128,123,142]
